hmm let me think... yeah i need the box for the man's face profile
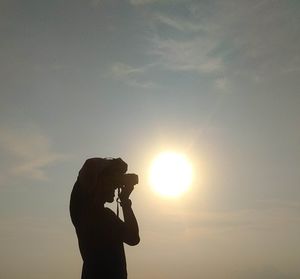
[100,179,117,203]
[105,187,116,203]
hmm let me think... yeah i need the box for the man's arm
[119,185,140,246]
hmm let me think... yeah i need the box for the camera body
[103,158,138,189]
[120,173,139,187]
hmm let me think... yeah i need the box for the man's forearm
[122,200,140,245]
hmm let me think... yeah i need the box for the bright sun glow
[149,151,193,197]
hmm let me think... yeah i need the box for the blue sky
[1,0,300,278]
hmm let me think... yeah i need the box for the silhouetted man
[70,158,140,279]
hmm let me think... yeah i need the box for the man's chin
[106,197,114,203]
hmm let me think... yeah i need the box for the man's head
[71,157,129,208]
[99,158,128,203]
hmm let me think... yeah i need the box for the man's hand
[119,184,134,202]
[119,173,138,201]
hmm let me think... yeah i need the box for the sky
[0,0,300,278]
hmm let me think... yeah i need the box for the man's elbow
[126,235,140,246]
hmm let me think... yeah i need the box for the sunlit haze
[1,1,300,278]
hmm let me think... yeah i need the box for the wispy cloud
[110,62,157,88]
[0,124,67,184]
[111,62,145,78]
[154,199,300,236]
[90,0,103,8]
[155,13,204,32]
[151,37,223,74]
[215,77,229,90]
[129,0,159,5]
[130,0,188,5]
[125,1,299,89]
[143,0,300,86]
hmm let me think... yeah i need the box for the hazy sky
[1,0,300,278]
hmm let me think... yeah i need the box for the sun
[149,151,193,198]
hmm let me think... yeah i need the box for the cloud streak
[129,0,159,5]
[139,0,300,88]
[151,37,223,74]
[153,199,300,236]
[155,13,204,32]
[0,124,67,184]
[110,62,157,88]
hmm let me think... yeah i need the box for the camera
[103,158,139,189]
[120,173,139,187]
